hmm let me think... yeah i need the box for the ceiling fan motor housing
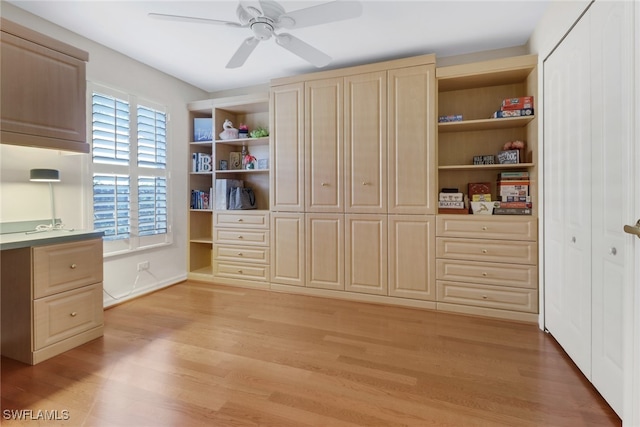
[250,17,274,40]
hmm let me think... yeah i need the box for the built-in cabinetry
[435,55,539,321]
[1,237,104,364]
[187,93,270,286]
[188,53,540,322]
[269,54,437,308]
[0,18,89,153]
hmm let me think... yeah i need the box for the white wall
[0,1,209,306]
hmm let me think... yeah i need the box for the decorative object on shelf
[192,152,212,172]
[438,188,468,214]
[229,151,242,169]
[219,119,239,140]
[257,158,269,170]
[473,155,495,165]
[215,179,243,210]
[244,154,257,169]
[501,140,526,162]
[241,144,248,168]
[470,201,494,215]
[193,118,213,141]
[219,160,228,170]
[249,126,269,138]
[28,169,65,233]
[238,123,249,139]
[497,149,519,164]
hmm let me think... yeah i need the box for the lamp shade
[29,169,60,182]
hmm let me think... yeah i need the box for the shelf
[190,140,213,146]
[438,116,534,133]
[215,137,269,146]
[190,172,213,175]
[439,163,534,171]
[190,237,213,244]
[190,209,213,212]
[216,169,269,174]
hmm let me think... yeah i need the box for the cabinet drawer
[214,245,269,264]
[33,283,103,350]
[436,238,537,265]
[437,280,538,313]
[33,238,103,298]
[215,212,269,229]
[214,228,269,246]
[436,259,537,289]
[436,216,537,241]
[214,262,269,281]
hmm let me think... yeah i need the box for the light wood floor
[2,281,620,426]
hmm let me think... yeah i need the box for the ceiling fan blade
[148,12,242,28]
[275,33,331,67]
[279,1,363,29]
[226,37,260,69]
[236,4,253,26]
[258,0,286,20]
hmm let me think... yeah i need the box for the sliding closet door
[590,1,633,416]
[543,11,592,377]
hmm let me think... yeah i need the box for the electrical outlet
[137,261,150,272]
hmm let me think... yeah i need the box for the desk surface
[0,229,103,251]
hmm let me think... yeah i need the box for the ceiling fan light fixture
[250,18,274,40]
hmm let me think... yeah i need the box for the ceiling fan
[149,0,363,69]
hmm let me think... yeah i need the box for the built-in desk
[1,229,104,364]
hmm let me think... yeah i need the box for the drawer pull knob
[362,181,369,186]
[321,182,328,187]
[70,312,77,317]
[482,226,488,231]
[610,247,617,256]
[238,270,243,274]
[237,218,244,222]
[238,235,244,239]
[482,272,488,277]
[238,253,244,256]
[481,249,488,254]
[70,264,77,269]
[482,295,488,300]
[571,236,576,243]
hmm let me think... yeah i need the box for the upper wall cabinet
[0,19,89,153]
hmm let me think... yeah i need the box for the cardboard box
[501,96,534,110]
[439,201,465,209]
[492,108,534,118]
[439,192,464,202]
[438,114,463,123]
[471,201,494,215]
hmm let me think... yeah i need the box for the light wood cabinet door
[388,65,436,214]
[1,21,88,153]
[270,83,304,211]
[305,78,344,212]
[388,215,435,301]
[345,214,387,295]
[270,213,305,286]
[344,72,387,213]
[306,214,344,290]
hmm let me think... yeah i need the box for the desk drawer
[215,211,269,229]
[33,238,103,298]
[214,228,269,246]
[436,238,537,265]
[437,280,537,313]
[436,259,537,289]
[214,262,269,281]
[436,216,536,241]
[214,245,269,264]
[33,283,103,350]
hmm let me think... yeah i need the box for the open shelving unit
[436,54,538,213]
[186,92,270,281]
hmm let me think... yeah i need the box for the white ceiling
[7,0,550,93]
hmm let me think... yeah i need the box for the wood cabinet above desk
[0,18,89,153]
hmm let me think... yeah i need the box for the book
[439,192,463,202]
[501,96,534,110]
[492,108,534,118]
[498,171,529,180]
[496,201,532,209]
[493,207,532,215]
[438,114,463,123]
[438,201,465,209]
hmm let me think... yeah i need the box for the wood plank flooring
[1,281,621,426]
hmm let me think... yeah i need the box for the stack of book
[191,188,213,210]
[438,189,467,214]
[495,171,532,215]
[491,96,534,118]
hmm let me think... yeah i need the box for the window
[90,84,170,254]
